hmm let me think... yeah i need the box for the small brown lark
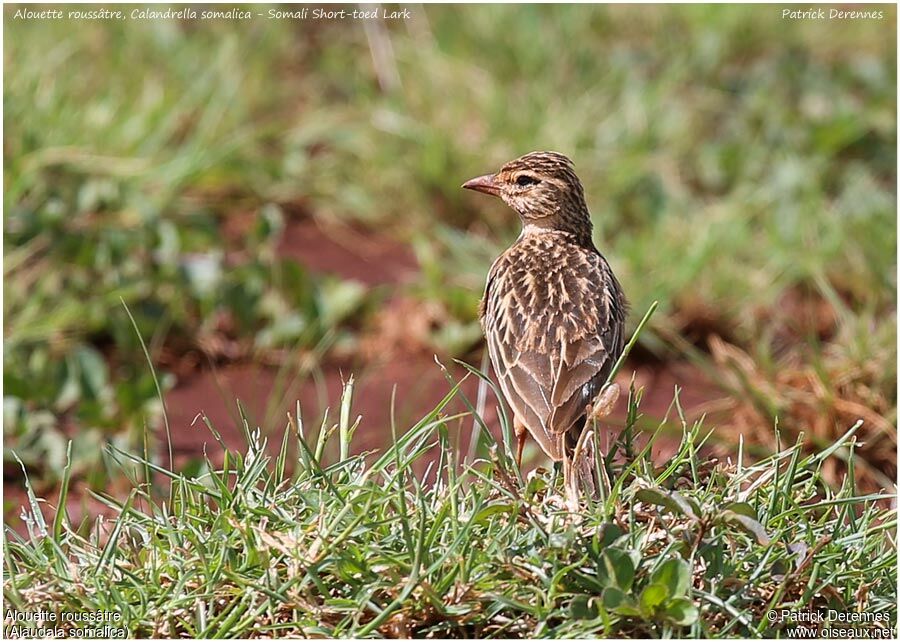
[463,151,627,507]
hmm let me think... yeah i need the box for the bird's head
[462,151,591,238]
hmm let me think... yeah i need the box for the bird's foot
[588,382,620,421]
[563,464,580,513]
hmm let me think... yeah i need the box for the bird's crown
[498,151,577,179]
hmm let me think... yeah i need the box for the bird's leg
[572,427,597,500]
[514,418,527,470]
[561,434,580,512]
[570,383,621,505]
[563,456,580,513]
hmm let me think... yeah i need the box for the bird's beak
[462,173,501,197]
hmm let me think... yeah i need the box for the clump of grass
[704,328,897,492]
[4,372,895,638]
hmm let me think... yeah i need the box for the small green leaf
[601,586,626,609]
[719,510,771,545]
[664,597,699,626]
[602,587,641,617]
[651,556,692,597]
[639,582,669,616]
[595,522,624,550]
[723,501,759,520]
[603,547,635,591]
[569,595,599,620]
[685,495,703,518]
[634,484,699,520]
[471,503,515,524]
[524,474,547,500]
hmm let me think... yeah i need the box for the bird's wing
[484,285,560,459]
[483,245,625,461]
[483,255,557,458]
[547,251,626,434]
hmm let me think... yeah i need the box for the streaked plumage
[463,151,627,467]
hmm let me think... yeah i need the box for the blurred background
[4,4,896,525]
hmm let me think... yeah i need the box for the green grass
[3,373,896,638]
[4,6,896,501]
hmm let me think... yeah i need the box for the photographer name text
[782,7,884,20]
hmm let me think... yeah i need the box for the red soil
[162,355,720,470]
[276,217,419,287]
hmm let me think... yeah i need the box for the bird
[462,151,627,505]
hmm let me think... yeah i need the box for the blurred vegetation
[4,6,896,494]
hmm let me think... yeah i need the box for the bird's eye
[516,175,539,187]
